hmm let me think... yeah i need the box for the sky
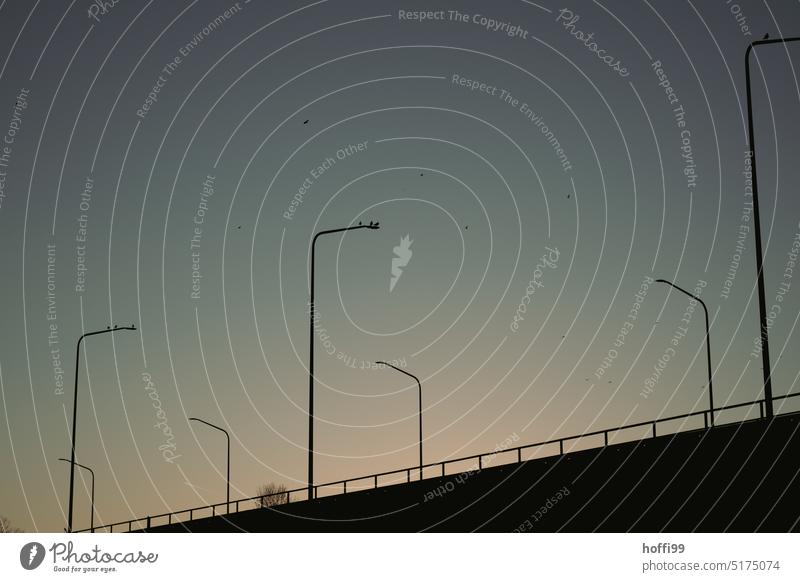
[0,0,799,533]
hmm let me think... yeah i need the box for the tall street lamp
[744,35,800,419]
[59,458,94,532]
[376,361,423,480]
[68,324,136,533]
[308,221,380,499]
[188,417,230,514]
[656,279,715,426]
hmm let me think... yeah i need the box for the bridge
[80,392,800,532]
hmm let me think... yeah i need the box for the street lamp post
[188,417,230,514]
[308,221,380,500]
[68,324,136,533]
[744,35,800,419]
[59,458,94,532]
[656,279,715,426]
[376,361,423,480]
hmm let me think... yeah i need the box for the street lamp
[656,279,715,426]
[744,34,800,419]
[67,324,136,533]
[308,220,380,500]
[376,361,423,480]
[188,417,230,514]
[59,458,94,532]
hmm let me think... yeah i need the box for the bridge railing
[76,391,800,533]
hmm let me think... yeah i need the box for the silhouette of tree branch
[256,483,288,508]
[0,515,23,533]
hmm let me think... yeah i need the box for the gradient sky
[1,0,799,532]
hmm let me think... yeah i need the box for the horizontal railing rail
[76,391,800,532]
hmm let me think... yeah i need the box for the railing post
[344,481,347,494]
[604,431,608,446]
[236,501,239,512]
[407,469,410,483]
[168,514,171,525]
[441,462,445,476]
[760,401,764,418]
[374,475,378,488]
[146,516,151,530]
[128,521,131,532]
[189,509,193,521]
[518,448,521,463]
[478,455,482,470]
[560,440,563,455]
[652,422,657,438]
[212,505,215,517]
[704,411,708,429]
[314,486,318,499]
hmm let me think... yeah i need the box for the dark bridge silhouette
[79,392,800,532]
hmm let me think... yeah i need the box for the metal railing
[76,391,800,532]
